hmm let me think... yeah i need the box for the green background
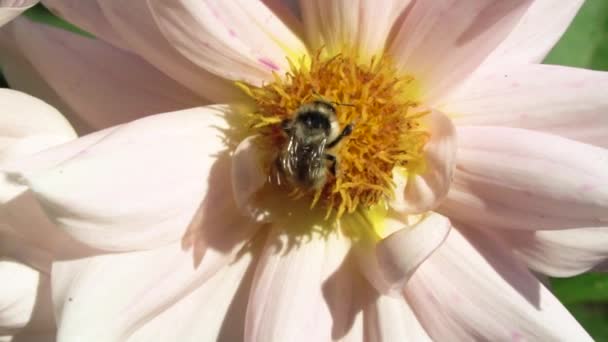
[1,1,608,340]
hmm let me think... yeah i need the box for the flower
[1,1,608,341]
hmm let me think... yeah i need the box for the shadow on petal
[459,224,541,308]
[10,273,55,342]
[322,250,375,340]
[181,150,262,268]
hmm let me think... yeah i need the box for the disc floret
[238,49,429,217]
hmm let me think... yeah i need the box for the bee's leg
[271,157,284,186]
[327,124,353,148]
[281,119,292,134]
[325,154,337,175]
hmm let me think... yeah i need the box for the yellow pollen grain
[238,49,429,217]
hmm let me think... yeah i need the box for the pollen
[237,49,429,218]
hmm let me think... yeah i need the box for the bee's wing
[284,134,301,174]
[309,138,327,175]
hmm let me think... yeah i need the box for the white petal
[392,110,456,214]
[497,227,608,277]
[300,0,411,56]
[364,295,432,342]
[357,212,451,295]
[0,0,36,27]
[52,224,259,341]
[231,136,269,221]
[443,64,608,148]
[376,213,450,291]
[41,0,129,49]
[96,1,244,101]
[388,0,533,101]
[481,0,584,66]
[405,227,592,341]
[0,260,54,335]
[0,88,75,163]
[1,18,205,133]
[245,227,358,342]
[148,0,308,85]
[0,173,91,273]
[127,238,259,342]
[438,126,608,230]
[7,106,240,251]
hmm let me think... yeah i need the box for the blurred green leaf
[544,0,608,70]
[23,4,92,37]
[552,273,608,305]
[562,303,608,341]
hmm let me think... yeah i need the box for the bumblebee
[276,100,353,189]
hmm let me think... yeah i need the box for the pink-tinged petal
[481,0,584,66]
[375,213,450,292]
[496,227,608,277]
[52,222,259,341]
[404,227,592,341]
[300,0,411,56]
[245,227,360,342]
[392,110,456,214]
[231,136,272,222]
[388,0,533,102]
[365,295,432,342]
[443,64,608,148]
[96,1,253,101]
[1,166,103,288]
[0,89,75,162]
[40,0,128,49]
[110,238,259,342]
[438,126,608,230]
[1,19,205,134]
[7,106,238,251]
[0,0,36,27]
[357,212,450,295]
[147,0,308,85]
[0,260,54,335]
[0,224,53,274]
[0,174,94,273]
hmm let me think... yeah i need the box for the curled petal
[388,0,533,102]
[443,64,608,148]
[392,110,456,214]
[405,227,592,341]
[0,0,36,27]
[7,106,236,251]
[147,0,308,85]
[357,212,450,295]
[376,213,450,291]
[439,126,608,230]
[1,18,204,133]
[300,0,411,56]
[231,136,269,221]
[496,227,608,277]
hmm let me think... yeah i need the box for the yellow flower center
[238,49,429,219]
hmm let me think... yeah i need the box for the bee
[276,100,353,189]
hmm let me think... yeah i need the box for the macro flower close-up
[1,0,608,341]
